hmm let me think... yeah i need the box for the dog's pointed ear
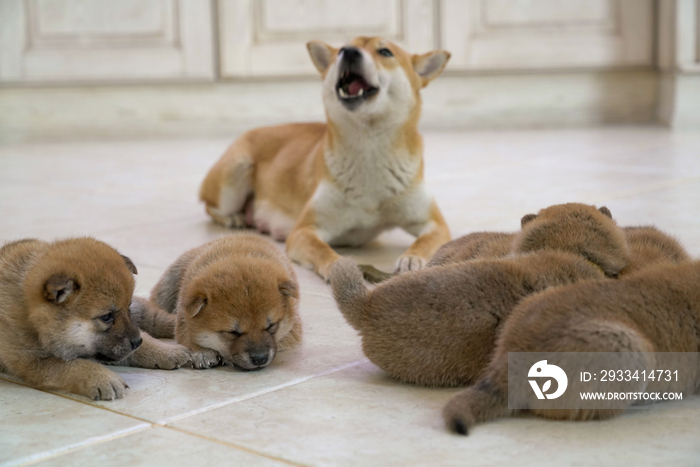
[598,206,613,219]
[307,41,337,74]
[121,255,138,275]
[279,280,299,299]
[413,50,450,87]
[186,295,207,318]
[44,274,79,305]
[521,213,538,228]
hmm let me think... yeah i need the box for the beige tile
[0,378,148,466]
[170,362,700,467]
[33,427,291,467]
[57,293,365,424]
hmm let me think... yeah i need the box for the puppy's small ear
[44,274,79,305]
[598,206,613,219]
[307,41,337,74]
[521,213,538,228]
[413,50,450,87]
[121,255,138,275]
[279,280,299,299]
[186,295,207,318]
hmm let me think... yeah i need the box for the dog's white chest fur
[311,138,431,247]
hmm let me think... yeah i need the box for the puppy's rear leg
[200,152,254,229]
[130,296,176,338]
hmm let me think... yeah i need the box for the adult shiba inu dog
[200,37,452,280]
[0,238,190,401]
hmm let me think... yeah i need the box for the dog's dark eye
[377,48,393,57]
[99,312,114,324]
[228,330,242,337]
[266,322,279,334]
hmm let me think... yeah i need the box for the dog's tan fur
[200,37,451,280]
[427,231,513,267]
[150,234,302,370]
[429,224,689,275]
[443,260,700,435]
[0,238,190,400]
[330,204,628,387]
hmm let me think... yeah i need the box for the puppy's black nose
[130,336,143,350]
[250,352,269,366]
[339,47,362,64]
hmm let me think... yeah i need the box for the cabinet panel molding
[218,0,437,77]
[442,0,653,70]
[0,0,214,82]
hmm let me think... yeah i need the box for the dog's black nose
[339,47,362,64]
[249,352,269,366]
[130,336,143,350]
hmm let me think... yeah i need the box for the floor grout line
[160,358,368,425]
[162,426,312,467]
[5,425,152,467]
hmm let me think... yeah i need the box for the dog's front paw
[394,254,427,273]
[77,368,128,401]
[190,349,222,369]
[149,342,192,370]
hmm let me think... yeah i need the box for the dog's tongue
[348,79,369,96]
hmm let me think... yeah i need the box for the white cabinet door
[0,0,215,82]
[442,0,654,70]
[218,0,437,77]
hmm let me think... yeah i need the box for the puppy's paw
[146,342,192,370]
[394,254,427,273]
[190,349,222,369]
[78,369,128,401]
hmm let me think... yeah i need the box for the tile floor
[1,127,699,466]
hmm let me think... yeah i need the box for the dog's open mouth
[336,72,379,101]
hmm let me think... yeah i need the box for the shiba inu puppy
[200,37,452,280]
[427,231,514,267]
[429,224,689,275]
[329,204,628,387]
[149,234,302,370]
[0,238,189,400]
[443,260,700,435]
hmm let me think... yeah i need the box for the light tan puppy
[330,204,628,387]
[0,238,189,400]
[200,37,452,280]
[150,234,302,370]
[443,260,700,435]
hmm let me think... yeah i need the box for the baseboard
[0,70,660,142]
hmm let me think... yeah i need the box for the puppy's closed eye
[266,321,279,333]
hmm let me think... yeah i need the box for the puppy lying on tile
[329,203,629,387]
[443,259,700,435]
[429,224,689,276]
[0,238,190,400]
[148,233,302,370]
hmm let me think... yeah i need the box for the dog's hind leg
[130,296,176,338]
[200,149,254,229]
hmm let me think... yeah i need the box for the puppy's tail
[130,296,176,339]
[329,257,371,331]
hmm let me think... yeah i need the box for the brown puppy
[0,238,188,400]
[330,203,628,387]
[150,234,302,370]
[619,225,691,275]
[427,231,514,267]
[429,224,688,275]
[443,260,700,435]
